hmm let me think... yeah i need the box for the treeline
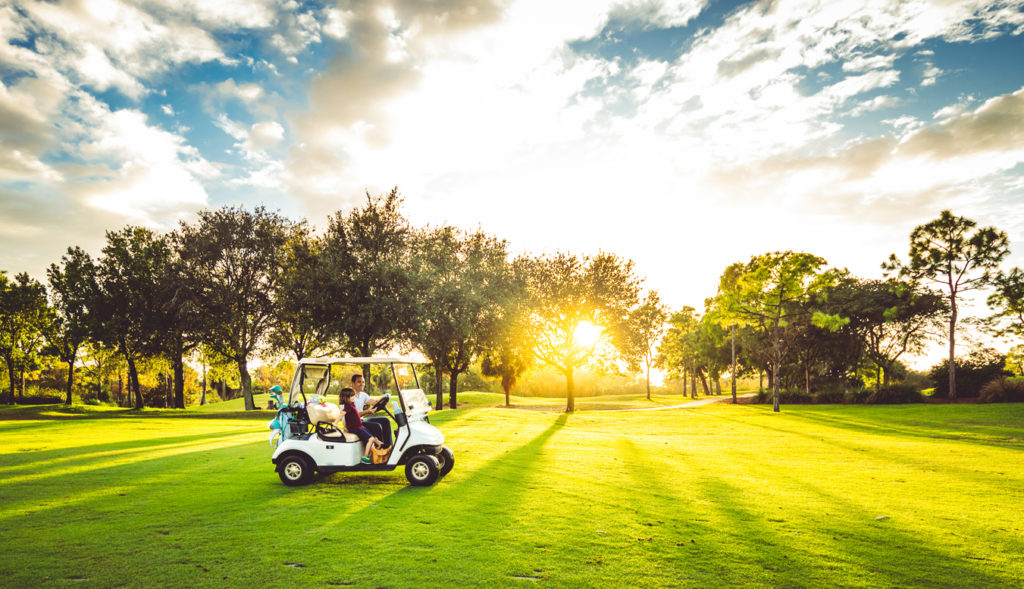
[2,197,1023,413]
[659,211,1024,410]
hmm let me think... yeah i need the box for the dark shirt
[343,401,362,432]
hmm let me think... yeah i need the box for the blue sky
[2,0,1024,365]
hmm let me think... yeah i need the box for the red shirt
[342,401,362,432]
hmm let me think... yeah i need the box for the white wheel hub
[411,461,430,479]
[284,461,303,480]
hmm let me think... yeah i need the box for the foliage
[94,226,172,408]
[885,210,1010,398]
[45,247,98,405]
[865,384,924,404]
[0,271,50,404]
[267,232,337,360]
[978,376,1024,403]
[987,266,1024,338]
[410,226,519,409]
[615,290,669,400]
[319,188,415,376]
[176,206,299,410]
[523,252,640,412]
[713,251,835,411]
[928,348,1010,398]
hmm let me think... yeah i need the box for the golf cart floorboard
[317,464,399,474]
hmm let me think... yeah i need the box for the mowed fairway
[1,401,1022,588]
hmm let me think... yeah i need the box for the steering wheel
[372,394,390,413]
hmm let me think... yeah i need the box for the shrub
[812,387,847,404]
[756,390,813,404]
[929,349,1010,398]
[978,377,1024,403]
[865,384,924,404]
[844,388,872,404]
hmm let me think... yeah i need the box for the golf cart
[268,357,453,487]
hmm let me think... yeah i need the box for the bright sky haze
[3,0,1024,345]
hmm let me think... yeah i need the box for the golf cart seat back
[315,422,359,443]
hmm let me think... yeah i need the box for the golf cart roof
[297,356,428,366]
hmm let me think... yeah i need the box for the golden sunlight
[572,320,604,348]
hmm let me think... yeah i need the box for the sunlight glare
[573,320,603,348]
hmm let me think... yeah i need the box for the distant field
[0,401,1021,587]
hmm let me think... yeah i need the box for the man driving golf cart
[269,357,453,487]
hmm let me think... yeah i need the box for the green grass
[1,401,1022,588]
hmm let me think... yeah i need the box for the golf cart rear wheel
[278,454,315,486]
[405,455,440,487]
[437,446,454,478]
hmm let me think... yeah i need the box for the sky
[2,0,1024,364]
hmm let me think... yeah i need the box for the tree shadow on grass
[695,408,1024,493]
[775,407,1024,450]
[694,456,1022,588]
[292,414,570,586]
[0,429,254,471]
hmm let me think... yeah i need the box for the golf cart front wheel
[405,455,440,487]
[437,446,454,478]
[278,454,315,486]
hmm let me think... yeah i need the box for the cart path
[604,393,757,412]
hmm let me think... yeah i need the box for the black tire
[277,454,315,486]
[405,455,440,487]
[436,446,454,478]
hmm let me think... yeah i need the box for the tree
[714,252,833,412]
[320,188,415,383]
[616,291,668,400]
[832,278,946,389]
[524,253,640,412]
[657,306,700,399]
[46,247,99,405]
[988,267,1024,339]
[177,206,299,410]
[95,227,171,409]
[885,210,1009,399]
[268,232,338,361]
[411,226,519,409]
[0,272,49,404]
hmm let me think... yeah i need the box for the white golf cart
[268,357,453,487]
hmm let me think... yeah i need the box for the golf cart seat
[315,422,358,443]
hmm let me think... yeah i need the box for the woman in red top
[340,387,382,464]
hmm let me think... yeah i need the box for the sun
[573,320,604,348]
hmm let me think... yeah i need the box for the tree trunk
[883,363,892,387]
[948,294,957,399]
[690,368,697,399]
[173,353,185,409]
[773,323,781,412]
[434,366,444,410]
[876,365,883,392]
[448,370,459,409]
[698,369,710,396]
[714,373,722,395]
[18,369,25,401]
[759,369,763,394]
[238,356,255,410]
[5,356,15,404]
[565,365,575,413]
[731,326,737,404]
[681,369,687,395]
[200,359,207,405]
[125,353,142,409]
[502,373,512,407]
[645,362,651,400]
[805,363,810,396]
[65,360,75,405]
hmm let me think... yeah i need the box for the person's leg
[365,417,391,447]
[363,419,385,444]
